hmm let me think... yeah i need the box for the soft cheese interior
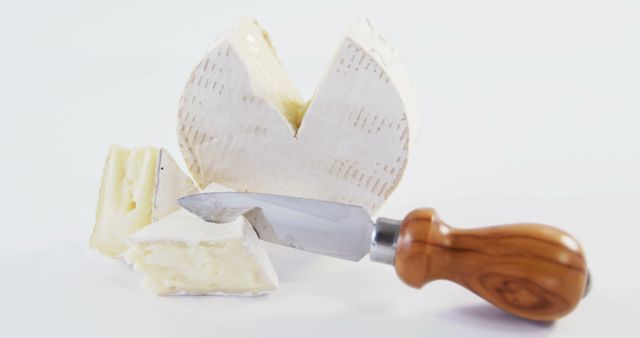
[90,146,197,257]
[123,183,278,295]
[124,208,278,295]
[229,19,307,132]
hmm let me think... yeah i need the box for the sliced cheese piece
[177,17,412,213]
[90,145,198,257]
[123,183,278,296]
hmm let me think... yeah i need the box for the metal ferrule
[370,217,402,265]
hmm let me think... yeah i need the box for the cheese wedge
[90,145,198,257]
[177,17,413,213]
[123,183,278,296]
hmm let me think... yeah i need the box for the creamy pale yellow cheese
[228,19,307,132]
[126,241,272,295]
[124,208,278,295]
[90,145,198,257]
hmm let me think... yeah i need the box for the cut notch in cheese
[123,183,278,296]
[90,145,198,257]
[226,18,307,132]
[178,17,412,214]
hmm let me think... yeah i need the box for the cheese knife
[178,192,590,321]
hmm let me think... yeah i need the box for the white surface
[0,1,638,337]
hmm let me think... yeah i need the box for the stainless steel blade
[177,192,373,261]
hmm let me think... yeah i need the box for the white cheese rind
[128,209,244,244]
[177,18,412,213]
[152,149,199,222]
[124,208,278,296]
[90,146,198,257]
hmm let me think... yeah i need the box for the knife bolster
[370,218,402,265]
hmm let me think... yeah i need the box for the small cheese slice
[123,183,278,296]
[90,145,198,257]
[177,17,413,213]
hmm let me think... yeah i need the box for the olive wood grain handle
[394,208,589,321]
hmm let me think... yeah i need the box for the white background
[1,0,639,337]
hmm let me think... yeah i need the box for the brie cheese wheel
[177,17,412,213]
[90,145,198,257]
[124,183,278,296]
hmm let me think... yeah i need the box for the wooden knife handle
[394,208,589,321]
